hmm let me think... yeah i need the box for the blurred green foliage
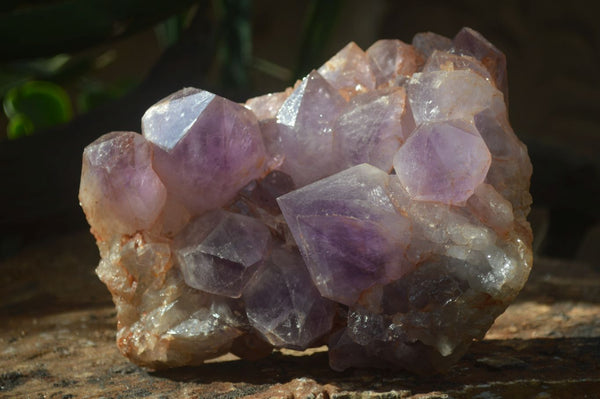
[0,0,343,140]
[4,81,73,139]
[295,0,343,79]
[213,0,253,90]
[76,78,139,114]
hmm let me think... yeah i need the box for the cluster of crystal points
[80,27,533,373]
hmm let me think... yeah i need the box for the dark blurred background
[0,0,599,264]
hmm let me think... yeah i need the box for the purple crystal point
[407,70,505,125]
[278,164,412,305]
[317,42,376,97]
[393,121,491,205]
[82,27,533,374]
[474,108,532,217]
[173,210,271,298]
[366,39,423,87]
[142,88,267,215]
[245,90,291,120]
[244,249,335,349]
[79,131,167,240]
[275,71,347,186]
[411,32,453,58]
[333,87,414,171]
[423,50,493,83]
[453,27,508,102]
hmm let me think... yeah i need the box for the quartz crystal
[80,27,533,374]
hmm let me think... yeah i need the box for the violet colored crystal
[317,42,377,98]
[79,131,167,240]
[333,87,414,171]
[278,164,412,306]
[141,88,268,217]
[274,71,347,186]
[80,27,533,374]
[393,121,491,204]
[366,39,423,87]
[452,27,509,103]
[173,210,271,298]
[244,249,335,349]
[411,32,453,58]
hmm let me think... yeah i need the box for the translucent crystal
[142,88,267,216]
[423,50,493,83]
[393,120,491,204]
[80,27,533,374]
[173,210,271,298]
[453,27,508,102]
[366,39,423,87]
[275,71,347,186]
[411,32,453,58]
[333,87,414,171]
[244,249,335,349]
[407,70,505,125]
[278,164,412,306]
[79,131,167,241]
[317,42,376,98]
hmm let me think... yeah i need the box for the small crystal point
[333,87,414,171]
[245,90,291,120]
[317,42,376,97]
[275,71,347,186]
[243,249,335,349]
[411,32,453,58]
[423,50,493,83]
[453,27,509,102]
[79,131,167,241]
[174,210,271,298]
[366,39,423,87]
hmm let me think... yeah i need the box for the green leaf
[3,81,73,136]
[6,113,34,139]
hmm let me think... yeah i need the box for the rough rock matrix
[79,27,533,373]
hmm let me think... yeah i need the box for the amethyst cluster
[79,27,533,373]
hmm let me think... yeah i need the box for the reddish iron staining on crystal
[80,27,533,374]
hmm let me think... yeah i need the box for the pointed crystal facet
[79,131,167,241]
[275,71,348,186]
[333,87,414,171]
[366,39,423,87]
[393,121,491,205]
[244,249,335,349]
[411,32,453,58]
[278,164,412,306]
[142,88,267,215]
[174,210,271,298]
[317,42,376,98]
[407,70,505,125]
[453,27,508,102]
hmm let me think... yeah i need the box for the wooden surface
[1,232,599,398]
